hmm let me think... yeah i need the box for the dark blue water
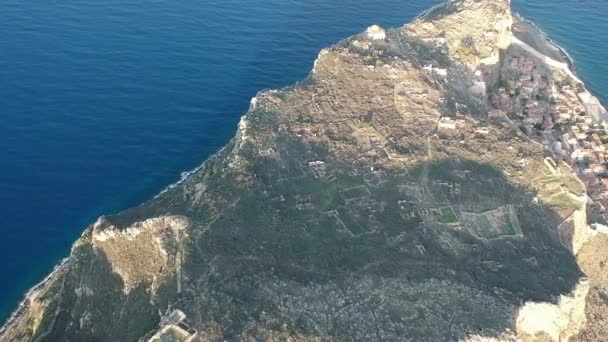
[0,0,606,321]
[514,0,608,104]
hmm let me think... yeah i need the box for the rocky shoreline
[0,258,70,336]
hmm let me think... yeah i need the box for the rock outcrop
[406,0,513,66]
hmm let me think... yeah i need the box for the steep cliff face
[406,0,513,66]
[2,0,607,341]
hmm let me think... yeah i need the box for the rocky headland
[2,0,608,341]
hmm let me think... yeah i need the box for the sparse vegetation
[437,206,459,223]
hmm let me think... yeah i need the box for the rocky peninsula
[2,0,607,341]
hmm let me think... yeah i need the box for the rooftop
[365,25,386,41]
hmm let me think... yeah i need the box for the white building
[366,25,386,41]
[423,64,447,77]
[438,117,457,130]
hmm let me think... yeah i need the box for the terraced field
[461,205,523,240]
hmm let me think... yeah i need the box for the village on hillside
[492,52,608,221]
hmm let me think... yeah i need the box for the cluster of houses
[552,83,608,215]
[494,57,554,138]
[509,57,549,90]
[552,84,587,124]
[488,53,608,217]
[450,50,608,219]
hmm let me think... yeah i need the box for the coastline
[153,164,206,200]
[416,2,445,19]
[0,122,239,330]
[1,2,607,338]
[0,258,70,336]
[508,18,602,128]
[514,13,576,72]
[153,94,264,200]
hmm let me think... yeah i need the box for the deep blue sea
[0,0,606,321]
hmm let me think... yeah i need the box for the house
[592,164,607,175]
[438,117,457,130]
[475,127,490,135]
[423,64,447,77]
[574,131,587,141]
[366,25,386,41]
[571,149,586,163]
[149,310,197,342]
